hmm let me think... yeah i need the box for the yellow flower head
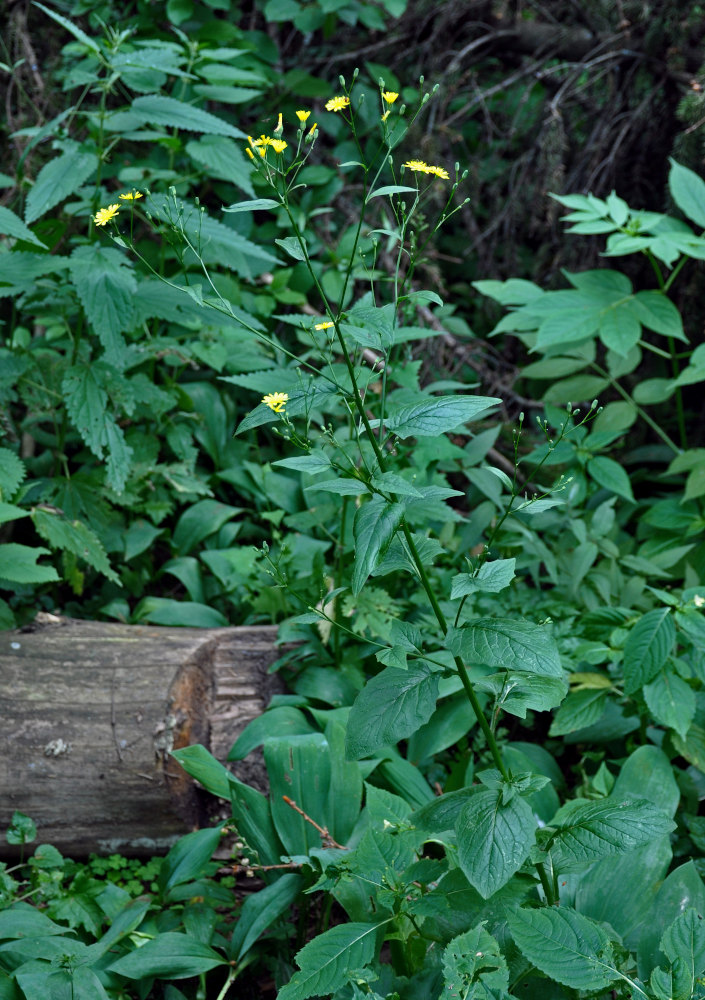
[119,190,143,201]
[314,320,334,330]
[403,159,430,173]
[94,203,120,226]
[381,110,390,122]
[427,164,450,180]
[325,95,350,113]
[382,91,399,104]
[246,147,255,159]
[296,110,311,122]
[274,112,283,134]
[270,139,288,154]
[253,134,272,147]
[262,392,289,413]
[307,121,318,137]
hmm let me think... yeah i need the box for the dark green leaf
[0,544,59,584]
[107,931,226,979]
[442,924,509,997]
[548,798,675,870]
[644,671,695,740]
[448,619,562,677]
[587,456,635,502]
[451,558,516,598]
[549,689,608,736]
[228,707,316,760]
[456,788,536,898]
[345,665,439,760]
[669,159,705,229]
[130,94,246,138]
[0,205,46,248]
[265,734,331,854]
[69,245,136,362]
[277,923,378,1000]
[230,873,303,960]
[133,598,228,627]
[623,608,676,694]
[384,395,500,438]
[24,146,98,224]
[351,495,405,595]
[158,826,222,896]
[32,509,119,583]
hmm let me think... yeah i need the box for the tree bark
[0,615,282,857]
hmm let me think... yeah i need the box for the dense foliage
[2,1,705,999]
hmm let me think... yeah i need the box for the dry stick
[282,795,346,850]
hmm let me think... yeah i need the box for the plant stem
[214,968,237,1000]
[535,861,557,905]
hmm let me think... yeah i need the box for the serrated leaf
[448,618,562,677]
[32,509,119,583]
[549,689,608,736]
[384,394,499,438]
[130,94,246,138]
[456,788,536,898]
[345,665,439,760]
[0,448,26,500]
[351,495,404,594]
[108,931,226,978]
[442,924,509,997]
[305,477,369,496]
[69,245,136,363]
[34,2,101,52]
[0,543,59,584]
[62,364,133,493]
[508,907,620,991]
[277,923,378,1000]
[623,608,675,695]
[548,798,675,870]
[644,671,695,740]
[451,558,516,599]
[660,907,705,998]
[0,205,46,247]
[25,146,99,224]
[669,159,705,229]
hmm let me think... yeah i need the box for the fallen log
[0,615,282,857]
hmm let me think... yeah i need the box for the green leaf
[69,245,136,362]
[345,665,439,760]
[508,906,620,991]
[172,499,243,553]
[442,924,509,997]
[644,671,695,740]
[549,689,608,736]
[277,923,378,1000]
[587,456,635,502]
[265,734,331,854]
[638,862,705,980]
[623,608,676,695]
[632,290,686,341]
[274,236,306,260]
[660,908,705,999]
[456,787,536,898]
[0,502,29,525]
[158,827,222,896]
[384,394,500,438]
[230,873,303,960]
[448,619,562,677]
[0,205,46,247]
[130,94,246,138]
[229,707,316,760]
[34,2,101,52]
[325,719,363,844]
[367,184,419,199]
[24,146,99,224]
[32,509,119,584]
[186,135,255,195]
[351,495,405,595]
[451,558,516,599]
[0,544,59,584]
[108,931,226,979]
[0,904,65,940]
[132,597,228,627]
[669,159,705,229]
[305,477,369,496]
[0,449,26,500]
[223,197,280,213]
[547,798,675,870]
[171,744,232,798]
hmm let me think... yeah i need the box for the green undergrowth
[1,2,705,999]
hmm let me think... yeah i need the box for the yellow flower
[253,134,272,147]
[382,91,399,104]
[274,112,283,134]
[381,111,390,122]
[262,392,289,413]
[325,96,350,112]
[307,121,318,137]
[426,164,450,180]
[296,110,311,122]
[94,203,120,226]
[246,148,254,159]
[118,190,143,200]
[270,139,288,154]
[403,159,430,173]
[314,320,334,330]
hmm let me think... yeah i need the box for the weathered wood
[0,616,281,857]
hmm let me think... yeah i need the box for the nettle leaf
[456,787,536,898]
[185,134,256,194]
[108,931,226,979]
[130,94,246,138]
[62,363,133,493]
[623,608,676,695]
[448,619,562,677]
[547,798,675,870]
[69,245,136,363]
[351,495,405,595]
[0,448,26,500]
[659,907,705,999]
[0,543,59,584]
[383,394,500,438]
[508,906,620,991]
[345,665,439,760]
[277,922,378,1000]
[32,509,119,584]
[478,672,568,719]
[644,671,695,740]
[24,144,99,224]
[451,558,516,599]
[442,924,509,997]
[0,205,46,248]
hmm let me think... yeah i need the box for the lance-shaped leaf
[345,665,439,760]
[448,618,562,677]
[456,787,536,898]
[546,797,675,870]
[108,932,226,979]
[230,873,303,961]
[130,94,246,138]
[383,394,500,438]
[70,245,136,363]
[24,145,99,224]
[351,495,405,594]
[623,607,675,694]
[508,906,620,991]
[277,922,378,1000]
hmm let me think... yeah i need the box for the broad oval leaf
[384,394,500,438]
[277,922,378,1000]
[456,788,536,898]
[508,906,620,991]
[669,158,705,229]
[623,607,676,695]
[351,495,405,595]
[345,665,439,760]
[448,618,562,677]
[587,455,635,503]
[107,931,226,979]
